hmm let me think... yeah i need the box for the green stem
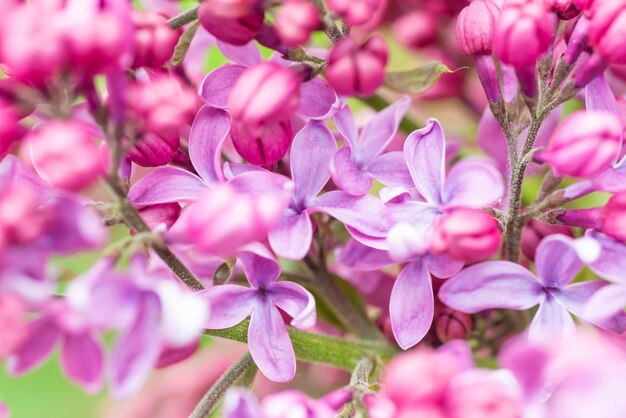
[204,320,396,371]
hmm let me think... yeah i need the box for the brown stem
[169,6,199,30]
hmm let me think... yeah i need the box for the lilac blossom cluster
[1,0,626,417]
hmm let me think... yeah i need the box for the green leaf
[384,61,453,95]
[166,20,200,67]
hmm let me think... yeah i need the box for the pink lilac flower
[198,0,264,46]
[223,387,338,418]
[131,10,180,69]
[392,11,439,50]
[201,245,316,382]
[440,234,626,341]
[275,0,321,46]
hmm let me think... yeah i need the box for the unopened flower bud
[435,307,472,343]
[327,0,382,26]
[128,133,179,167]
[198,0,264,45]
[131,11,181,69]
[521,219,573,260]
[537,110,622,178]
[602,191,626,241]
[139,203,182,232]
[456,0,500,56]
[588,0,626,65]
[28,121,104,191]
[230,120,293,166]
[275,0,321,46]
[494,0,556,68]
[326,35,388,97]
[431,208,502,263]
[573,0,594,12]
[0,186,52,252]
[393,11,439,50]
[228,62,301,126]
[545,0,581,20]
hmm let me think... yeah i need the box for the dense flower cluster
[1,0,626,417]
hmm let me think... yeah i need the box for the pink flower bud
[275,0,321,46]
[128,133,179,167]
[230,120,293,166]
[28,121,104,191]
[602,191,626,241]
[126,76,198,139]
[435,307,472,343]
[138,203,181,232]
[131,11,181,69]
[521,219,573,260]
[326,35,388,97]
[494,0,556,68]
[198,0,264,46]
[545,0,581,20]
[588,0,626,64]
[537,110,622,178]
[456,0,501,56]
[327,0,381,26]
[393,11,439,50]
[228,62,301,126]
[431,208,502,263]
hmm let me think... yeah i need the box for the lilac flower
[223,387,337,418]
[439,234,626,341]
[268,120,399,260]
[201,244,316,382]
[330,97,412,196]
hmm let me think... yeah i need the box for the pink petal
[270,281,316,329]
[438,261,543,313]
[535,235,584,287]
[404,118,445,205]
[188,106,231,184]
[528,295,575,342]
[268,211,313,260]
[586,230,626,283]
[217,40,262,67]
[330,147,372,196]
[477,108,508,173]
[198,64,246,108]
[60,333,104,394]
[390,260,434,349]
[333,105,359,148]
[297,77,339,120]
[7,316,61,375]
[443,158,504,209]
[128,166,207,207]
[586,74,619,115]
[336,239,394,271]
[584,284,626,324]
[425,253,464,279]
[366,151,414,189]
[358,96,410,164]
[202,285,257,328]
[238,244,282,288]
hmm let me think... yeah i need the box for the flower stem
[169,6,199,30]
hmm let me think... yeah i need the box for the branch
[169,6,199,30]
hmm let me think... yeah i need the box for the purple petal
[111,291,162,400]
[345,226,390,250]
[268,211,313,260]
[584,284,626,323]
[128,167,207,207]
[404,118,445,205]
[592,164,626,193]
[47,198,107,254]
[425,252,464,279]
[297,77,339,120]
[357,96,411,164]
[330,147,372,196]
[477,108,508,173]
[227,171,294,202]
[501,64,519,102]
[7,316,61,375]
[366,152,414,189]
[270,281,316,329]
[198,64,246,108]
[535,235,584,287]
[60,333,104,394]
[390,259,434,349]
[217,40,262,67]
[336,239,394,271]
[438,261,542,313]
[586,230,626,283]
[528,295,575,342]
[248,301,296,382]
[311,191,394,237]
[202,285,257,328]
[223,388,263,418]
[333,105,358,148]
[238,244,282,288]
[586,74,618,114]
[443,159,504,209]
[291,121,337,201]
[188,106,231,184]
[556,281,626,334]
[184,27,217,82]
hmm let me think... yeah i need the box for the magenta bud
[456,0,501,56]
[537,110,622,178]
[544,0,581,20]
[602,191,626,241]
[494,0,556,68]
[431,208,502,263]
[0,293,28,358]
[138,203,181,232]
[28,121,104,192]
[230,120,293,166]
[228,62,301,126]
[0,186,52,252]
[588,0,626,65]
[521,219,573,260]
[564,15,591,65]
[326,35,388,97]
[128,133,179,167]
[327,0,382,26]
[393,11,439,50]
[131,11,181,69]
[0,98,26,157]
[198,0,264,46]
[435,307,473,343]
[573,0,594,12]
[275,0,321,46]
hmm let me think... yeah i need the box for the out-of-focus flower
[326,35,388,97]
[223,387,338,418]
[327,0,383,26]
[602,191,626,241]
[521,219,573,260]
[198,0,264,45]
[138,203,181,232]
[131,11,180,69]
[545,0,581,20]
[0,293,28,359]
[128,133,180,168]
[588,0,626,65]
[0,98,26,157]
[392,11,439,50]
[275,0,321,46]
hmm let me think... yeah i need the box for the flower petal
[333,105,358,149]
[404,118,445,205]
[217,40,262,67]
[390,259,434,349]
[358,96,410,164]
[366,151,414,189]
[188,106,231,184]
[586,74,619,115]
[7,316,61,375]
[528,295,575,342]
[268,211,313,260]
[584,284,626,323]
[443,158,504,209]
[128,166,207,207]
[198,64,246,108]
[270,281,316,329]
[297,77,339,120]
[60,333,104,394]
[238,244,282,288]
[330,147,372,196]
[336,239,394,271]
[438,261,542,313]
[202,285,257,328]
[586,230,626,283]
[535,235,584,287]
[291,121,337,201]
[248,301,296,382]
[425,253,464,279]
[477,108,508,173]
